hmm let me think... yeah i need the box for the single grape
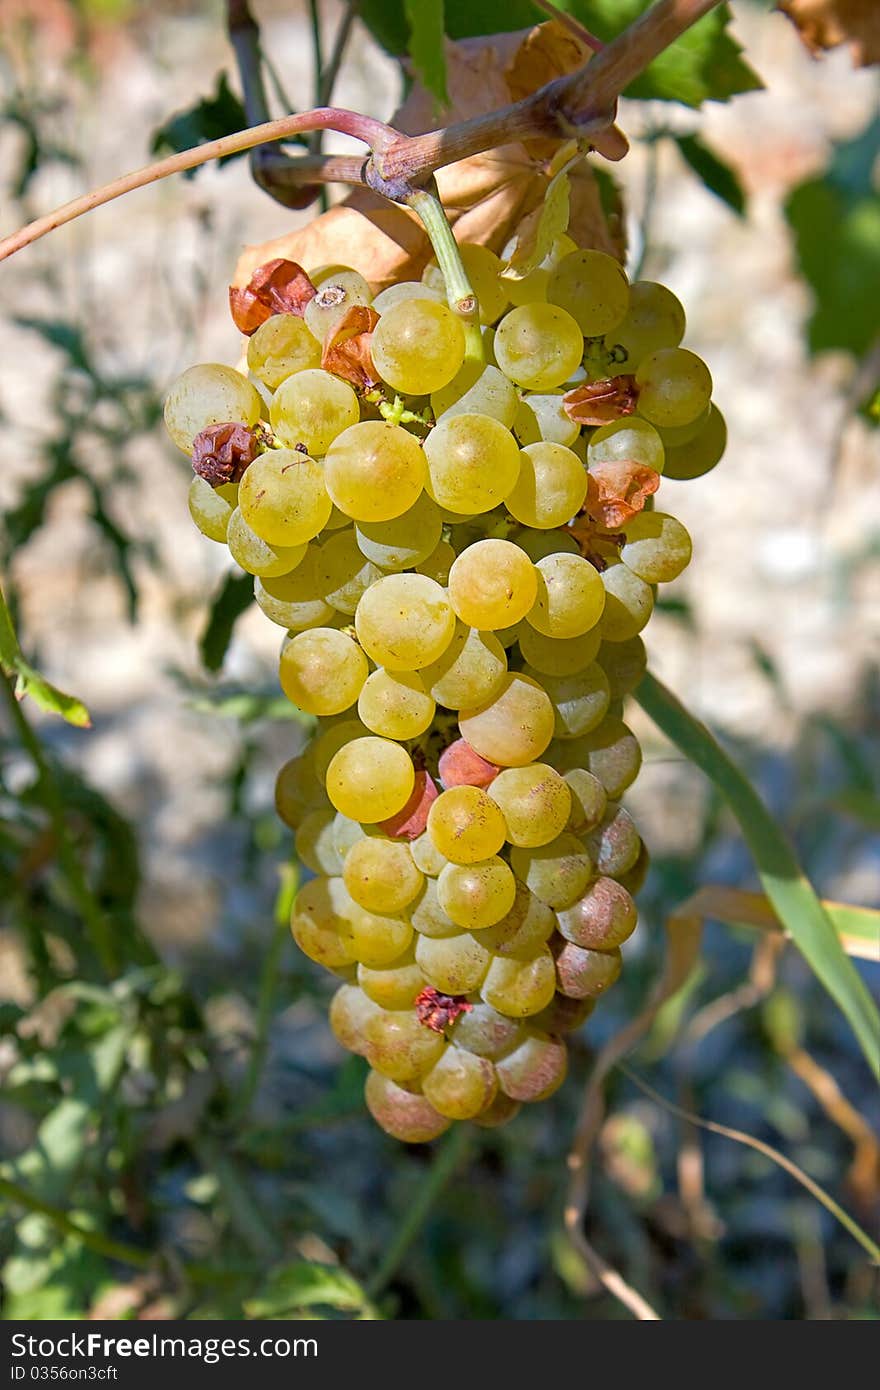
[546,249,630,336]
[532,992,595,1034]
[583,803,642,878]
[517,624,601,677]
[188,476,237,542]
[347,900,413,968]
[597,636,647,699]
[421,624,508,711]
[662,403,727,480]
[295,807,344,875]
[556,876,638,950]
[314,529,383,614]
[551,716,642,800]
[254,548,336,630]
[246,313,322,388]
[424,413,521,514]
[355,573,456,671]
[358,946,427,1010]
[525,662,610,740]
[365,1070,450,1143]
[513,393,580,448]
[422,1045,499,1120]
[563,768,607,835]
[447,539,538,630]
[555,942,622,999]
[636,347,712,428]
[279,627,368,716]
[486,763,571,848]
[415,931,492,994]
[410,831,450,877]
[471,1092,522,1127]
[164,363,262,453]
[239,450,332,547]
[325,736,415,823]
[451,1001,523,1059]
[506,442,588,530]
[599,558,654,641]
[437,857,517,930]
[496,1031,568,1102]
[416,538,456,585]
[510,832,594,911]
[437,739,500,790]
[343,835,424,914]
[357,668,435,740]
[363,1008,446,1084]
[372,299,466,394]
[515,527,579,561]
[459,672,555,768]
[410,878,460,939]
[427,785,508,865]
[528,553,606,639]
[332,812,366,859]
[355,494,443,571]
[323,420,427,522]
[494,303,584,390]
[480,949,557,1017]
[275,751,326,830]
[227,506,307,577]
[431,363,518,428]
[291,876,357,969]
[606,280,686,370]
[587,417,665,475]
[620,511,692,583]
[311,716,370,785]
[329,984,381,1055]
[270,369,360,455]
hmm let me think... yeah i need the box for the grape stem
[407,186,484,362]
[0,0,726,263]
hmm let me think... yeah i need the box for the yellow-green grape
[323,504,351,531]
[343,835,424,914]
[416,538,456,585]
[371,300,466,394]
[275,751,325,829]
[164,363,262,453]
[325,735,415,823]
[583,803,641,879]
[506,442,588,530]
[331,811,366,859]
[620,511,692,583]
[323,421,426,523]
[365,1070,450,1143]
[486,764,571,848]
[355,494,443,571]
[447,539,538,630]
[502,232,577,306]
[419,627,501,710]
[415,931,492,994]
[246,313,322,388]
[254,549,335,629]
[528,553,606,639]
[422,1046,498,1120]
[312,717,370,785]
[188,476,237,541]
[437,857,516,929]
[599,557,654,641]
[552,717,642,800]
[555,942,622,1000]
[279,627,367,716]
[563,768,607,835]
[525,662,610,739]
[494,303,584,390]
[427,785,507,865]
[662,403,727,481]
[636,347,712,428]
[314,529,382,614]
[363,1008,445,1084]
[329,983,381,1055]
[270,369,360,455]
[587,417,666,475]
[510,832,594,910]
[358,946,427,1010]
[515,527,579,561]
[517,624,601,677]
[472,1092,522,1125]
[459,672,555,767]
[227,507,307,577]
[424,413,521,514]
[474,879,555,956]
[357,668,435,739]
[410,878,459,938]
[423,243,510,324]
[607,280,686,370]
[597,635,647,699]
[546,249,629,337]
[304,268,372,342]
[410,832,449,878]
[239,450,332,546]
[291,876,357,970]
[513,393,580,447]
[371,280,445,314]
[450,1001,524,1058]
[494,621,523,650]
[480,949,557,1017]
[431,363,518,428]
[347,901,413,967]
[295,808,343,875]
[355,573,455,671]
[496,1031,567,1102]
[657,408,711,448]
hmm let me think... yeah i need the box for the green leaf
[674,133,745,215]
[199,571,253,673]
[244,1261,370,1318]
[786,114,880,359]
[151,73,249,178]
[405,0,448,104]
[1,584,91,727]
[636,672,880,1079]
[358,2,761,106]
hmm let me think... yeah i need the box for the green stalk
[407,185,484,363]
[0,1174,152,1269]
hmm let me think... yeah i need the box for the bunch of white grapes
[165,234,725,1141]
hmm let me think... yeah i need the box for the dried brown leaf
[779,0,880,66]
[229,258,316,335]
[321,305,381,390]
[563,375,638,426]
[571,461,660,539]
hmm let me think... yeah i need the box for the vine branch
[0,0,726,264]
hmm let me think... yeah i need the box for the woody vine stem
[0,0,725,265]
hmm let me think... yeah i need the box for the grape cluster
[165,233,724,1141]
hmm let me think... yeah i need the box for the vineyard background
[0,0,878,1320]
